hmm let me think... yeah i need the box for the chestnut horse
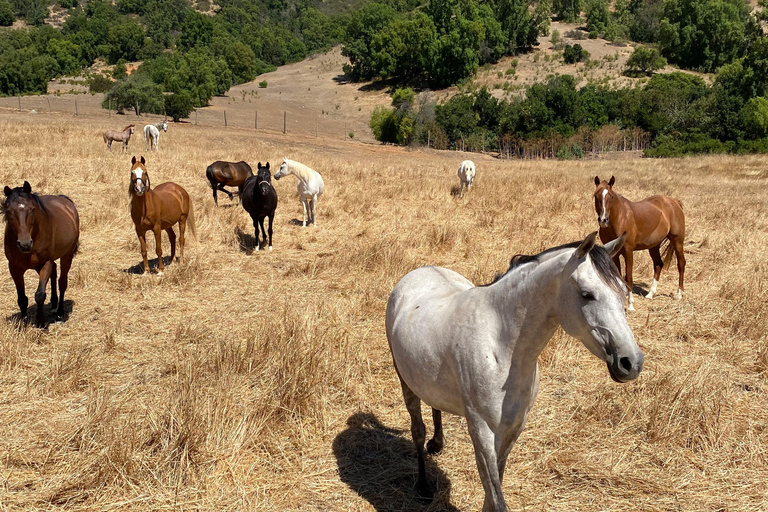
[3,181,80,327]
[594,176,685,310]
[206,161,253,206]
[129,156,196,274]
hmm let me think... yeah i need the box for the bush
[88,73,113,93]
[258,80,267,88]
[563,44,590,64]
[741,97,768,139]
[0,0,13,26]
[102,73,164,115]
[625,46,666,76]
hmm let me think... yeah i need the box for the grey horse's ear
[4,186,12,197]
[608,176,615,187]
[22,181,31,194]
[594,176,600,186]
[132,156,137,165]
[576,231,598,259]
[603,232,626,258]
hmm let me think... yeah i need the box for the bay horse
[386,232,643,511]
[205,161,253,206]
[594,176,686,311]
[457,160,475,197]
[241,162,278,251]
[143,120,168,151]
[274,158,324,227]
[104,124,135,152]
[3,181,80,327]
[129,156,196,275]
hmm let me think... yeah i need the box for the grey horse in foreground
[386,232,643,512]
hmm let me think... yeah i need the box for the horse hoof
[674,292,683,300]
[255,245,260,252]
[646,292,654,300]
[627,305,636,312]
[426,438,444,455]
[268,246,273,251]
[415,480,434,504]
[156,271,164,277]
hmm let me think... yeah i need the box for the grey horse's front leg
[466,412,507,512]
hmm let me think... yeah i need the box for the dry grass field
[0,110,767,511]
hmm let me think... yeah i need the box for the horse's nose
[17,240,32,252]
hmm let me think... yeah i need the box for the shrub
[165,91,194,121]
[88,74,113,93]
[0,0,13,26]
[258,80,268,88]
[625,46,667,76]
[563,44,590,64]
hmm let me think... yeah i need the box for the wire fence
[0,93,376,143]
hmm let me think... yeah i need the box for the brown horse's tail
[187,201,198,241]
[661,238,675,270]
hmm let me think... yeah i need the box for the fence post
[17,95,21,111]
[108,99,111,117]
[345,121,347,139]
[316,118,318,138]
[75,100,78,116]
[47,97,51,113]
[224,110,227,127]
[428,131,431,148]
[255,111,257,130]
[195,111,198,125]
[283,111,286,134]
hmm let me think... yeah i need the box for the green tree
[47,38,83,76]
[553,0,581,23]
[563,43,589,64]
[164,91,194,121]
[103,73,164,115]
[585,0,609,35]
[625,46,666,75]
[741,97,768,139]
[0,0,14,26]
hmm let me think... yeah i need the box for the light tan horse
[594,175,686,310]
[129,156,195,275]
[104,124,135,152]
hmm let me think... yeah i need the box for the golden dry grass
[0,110,767,511]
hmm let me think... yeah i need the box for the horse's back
[297,169,324,198]
[387,266,476,415]
[41,195,80,254]
[154,182,190,220]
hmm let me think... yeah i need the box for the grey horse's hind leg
[397,373,433,502]
[427,408,444,454]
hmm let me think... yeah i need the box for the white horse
[143,121,168,151]
[274,158,324,227]
[458,159,475,197]
[386,232,643,511]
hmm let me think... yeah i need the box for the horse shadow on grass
[235,226,256,254]
[333,412,459,512]
[6,299,75,328]
[122,257,174,275]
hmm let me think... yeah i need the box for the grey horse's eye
[581,291,596,301]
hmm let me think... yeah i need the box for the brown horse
[594,176,685,310]
[104,124,135,152]
[205,161,253,206]
[3,181,80,327]
[129,156,196,274]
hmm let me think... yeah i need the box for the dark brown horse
[206,161,253,206]
[594,175,685,310]
[241,162,278,251]
[3,181,80,327]
[130,156,196,274]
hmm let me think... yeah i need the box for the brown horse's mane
[2,187,48,219]
[483,241,626,294]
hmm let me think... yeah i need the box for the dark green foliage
[102,73,164,115]
[112,59,128,79]
[553,0,581,23]
[0,0,14,26]
[11,0,48,25]
[563,43,589,64]
[59,0,77,8]
[342,0,547,87]
[625,46,666,76]
[165,91,194,121]
[88,73,113,93]
[585,0,609,35]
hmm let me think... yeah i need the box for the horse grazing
[594,175,686,311]
[143,120,168,151]
[387,232,643,511]
[241,162,278,251]
[205,161,253,206]
[457,160,476,197]
[104,125,135,152]
[129,156,196,275]
[3,181,80,327]
[274,158,324,227]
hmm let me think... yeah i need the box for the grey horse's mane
[484,241,626,294]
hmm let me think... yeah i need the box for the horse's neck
[290,164,311,185]
[485,253,566,365]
